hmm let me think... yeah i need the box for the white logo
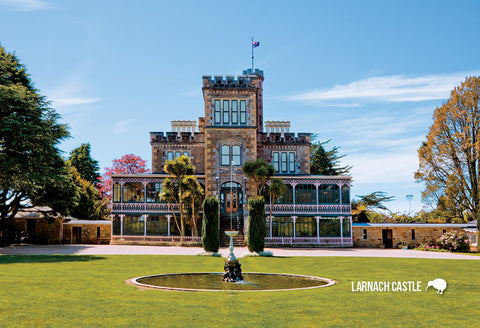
[425,278,447,294]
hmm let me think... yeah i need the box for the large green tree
[415,76,480,229]
[0,45,70,228]
[69,143,100,186]
[351,191,394,222]
[310,139,351,176]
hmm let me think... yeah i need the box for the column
[167,215,171,236]
[340,217,344,246]
[315,216,320,244]
[292,216,297,239]
[120,215,125,236]
[143,215,148,236]
[292,184,296,212]
[269,214,273,237]
[315,184,319,212]
[339,183,343,207]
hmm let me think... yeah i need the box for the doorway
[225,191,238,214]
[72,227,82,244]
[382,229,393,248]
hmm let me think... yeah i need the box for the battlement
[258,132,311,145]
[150,131,200,143]
[202,69,264,90]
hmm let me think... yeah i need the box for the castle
[110,68,353,246]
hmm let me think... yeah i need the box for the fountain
[127,232,336,291]
[222,231,243,282]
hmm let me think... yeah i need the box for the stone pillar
[167,215,171,236]
[269,214,273,237]
[143,215,148,236]
[292,216,297,239]
[120,215,125,236]
[315,216,320,244]
[340,217,344,246]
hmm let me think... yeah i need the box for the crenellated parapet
[202,70,264,90]
[257,132,311,145]
[150,131,201,143]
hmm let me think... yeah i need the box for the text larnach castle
[111,68,353,246]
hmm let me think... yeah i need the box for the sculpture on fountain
[222,231,243,282]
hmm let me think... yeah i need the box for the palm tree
[182,176,204,236]
[160,178,181,234]
[268,178,287,220]
[242,158,275,196]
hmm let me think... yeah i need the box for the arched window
[319,184,340,204]
[295,184,316,204]
[146,183,162,203]
[113,183,121,202]
[123,182,144,202]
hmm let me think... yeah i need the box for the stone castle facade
[111,68,353,247]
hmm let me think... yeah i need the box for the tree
[68,164,109,220]
[69,143,100,186]
[182,175,204,236]
[163,156,195,237]
[246,196,266,253]
[310,138,352,176]
[242,158,275,196]
[267,178,287,222]
[351,191,395,222]
[99,154,150,200]
[202,196,220,253]
[415,76,480,230]
[0,45,70,230]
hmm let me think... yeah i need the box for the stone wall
[8,217,62,244]
[62,223,111,244]
[352,225,467,248]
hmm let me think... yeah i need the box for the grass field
[0,255,478,327]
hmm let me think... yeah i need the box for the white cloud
[113,119,134,135]
[53,97,101,106]
[0,0,49,11]
[287,71,480,104]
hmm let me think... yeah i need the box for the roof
[353,223,475,228]
[63,219,111,225]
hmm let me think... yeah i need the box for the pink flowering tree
[99,154,150,201]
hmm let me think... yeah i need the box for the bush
[246,196,265,253]
[437,231,470,252]
[201,196,219,253]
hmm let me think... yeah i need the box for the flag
[252,41,260,48]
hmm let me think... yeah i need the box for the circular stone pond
[129,273,335,292]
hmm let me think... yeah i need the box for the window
[221,145,241,166]
[319,184,340,204]
[319,219,341,237]
[146,183,162,203]
[146,215,169,235]
[221,145,230,166]
[411,229,416,240]
[123,182,144,202]
[341,185,350,204]
[272,151,296,173]
[223,100,229,123]
[167,151,189,161]
[231,100,238,124]
[97,227,101,238]
[296,217,317,237]
[123,216,144,235]
[232,145,241,166]
[362,229,367,240]
[240,100,247,124]
[276,184,293,204]
[214,100,221,124]
[272,217,294,237]
[112,215,121,235]
[113,183,121,202]
[295,184,316,204]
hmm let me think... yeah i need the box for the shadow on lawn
[0,255,106,264]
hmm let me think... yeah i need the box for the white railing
[265,236,353,247]
[265,204,351,214]
[112,203,180,212]
[111,235,201,245]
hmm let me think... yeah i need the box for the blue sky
[1,0,479,213]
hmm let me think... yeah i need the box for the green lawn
[0,255,478,327]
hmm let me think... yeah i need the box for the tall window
[272,151,295,173]
[296,217,317,237]
[221,145,241,166]
[272,217,294,237]
[113,183,121,202]
[231,100,238,124]
[223,100,229,123]
[319,184,340,204]
[341,185,350,204]
[240,100,247,124]
[295,184,316,204]
[214,100,221,124]
[123,182,144,202]
[221,145,230,166]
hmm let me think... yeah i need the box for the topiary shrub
[246,196,266,253]
[202,196,220,253]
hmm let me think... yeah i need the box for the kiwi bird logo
[425,279,447,294]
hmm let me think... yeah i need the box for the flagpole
[251,37,254,71]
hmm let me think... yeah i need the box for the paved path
[1,244,479,260]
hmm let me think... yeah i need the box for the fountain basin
[129,273,335,291]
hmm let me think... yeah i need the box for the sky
[1,0,479,214]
